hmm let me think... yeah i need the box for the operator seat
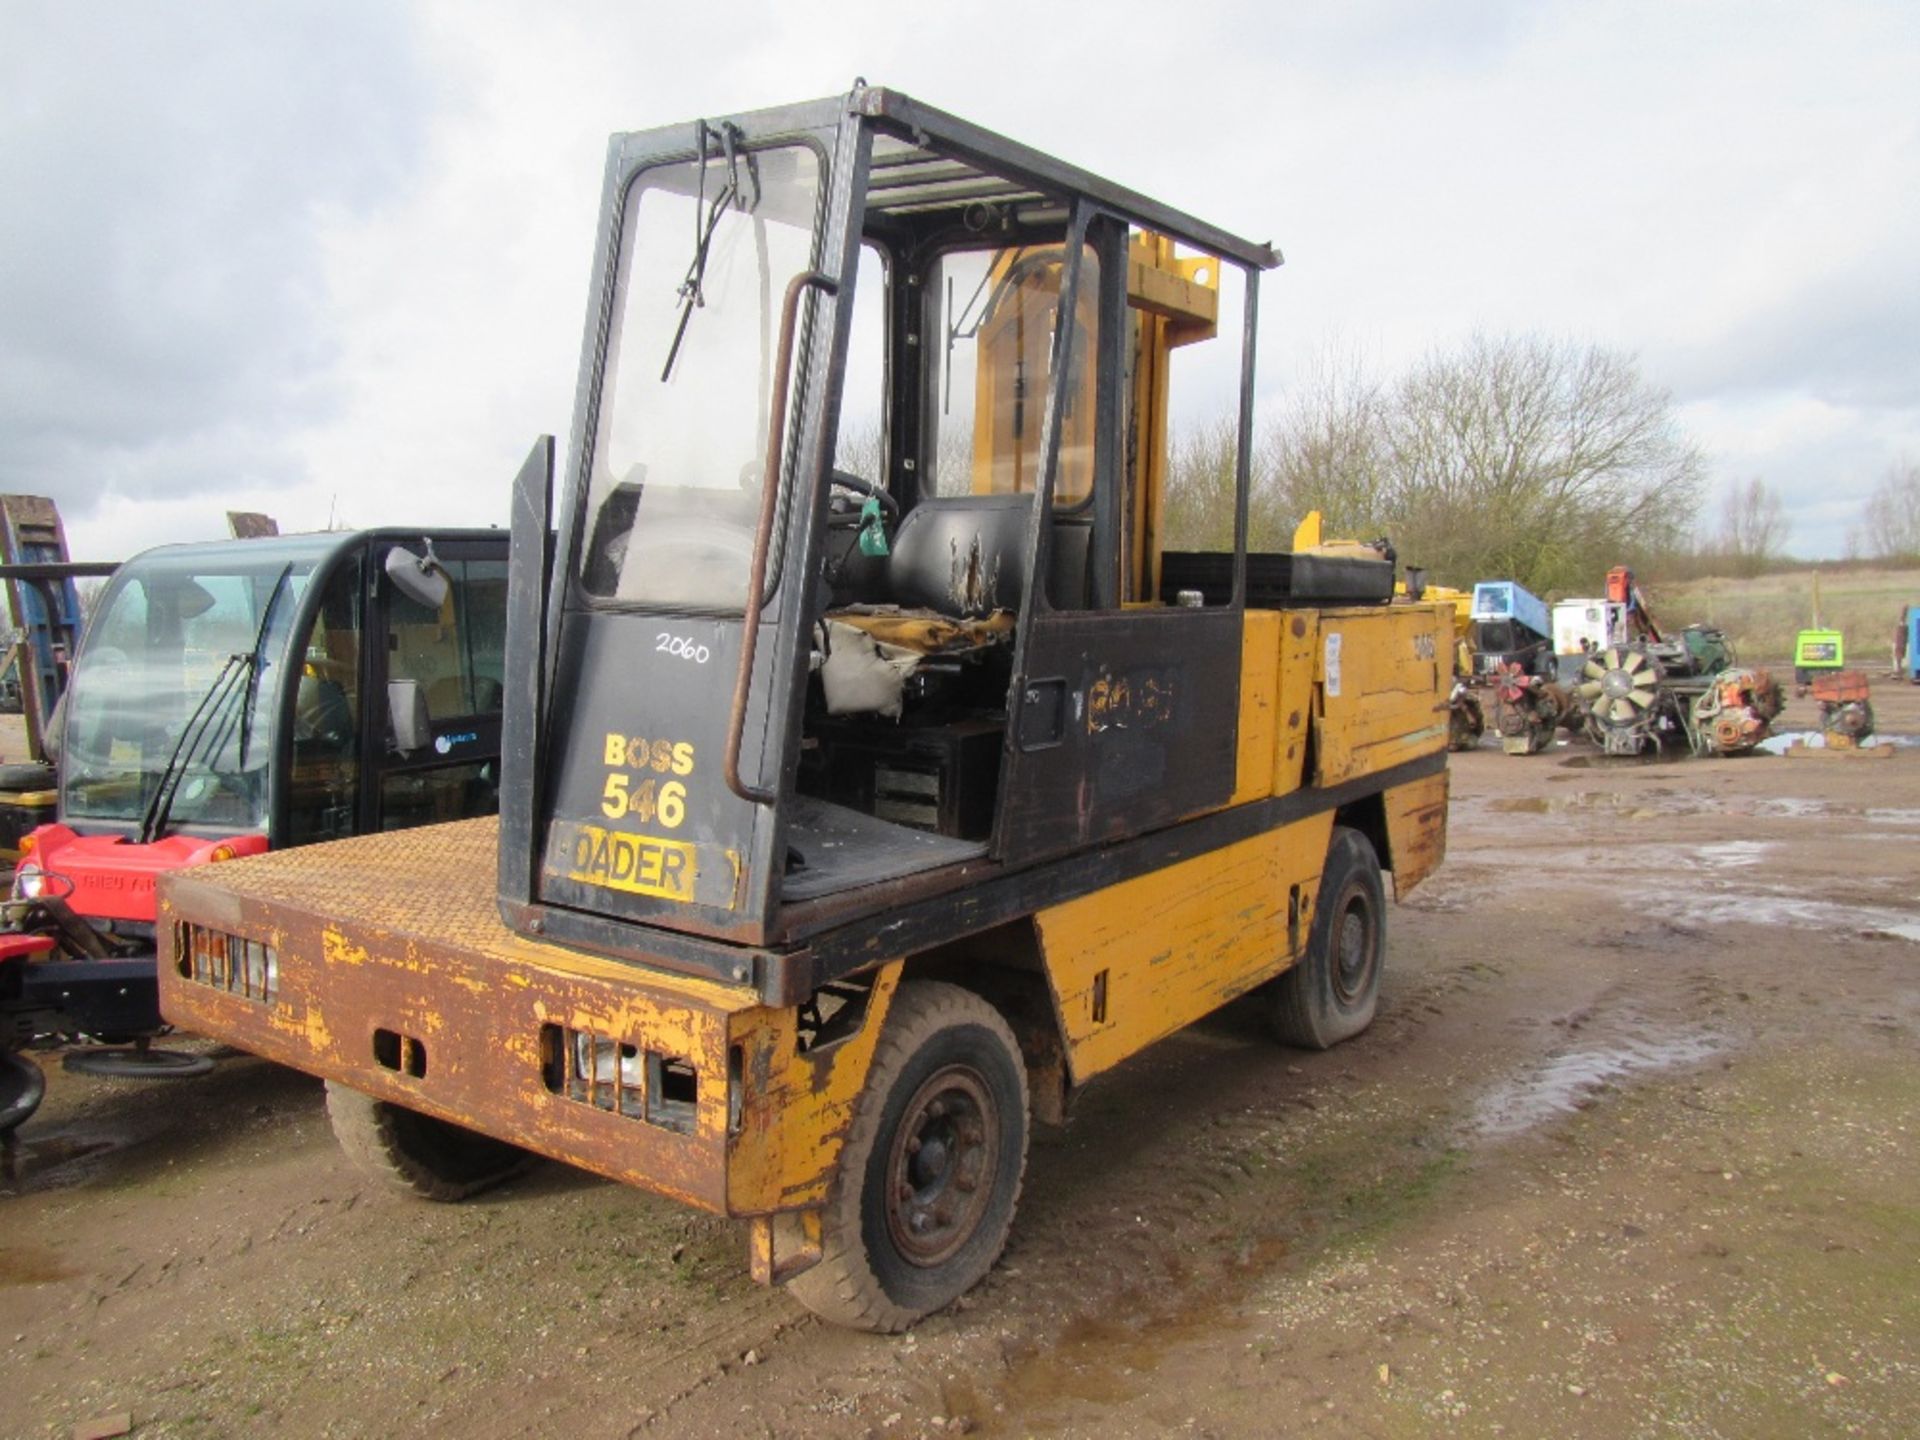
[886,493,1032,617]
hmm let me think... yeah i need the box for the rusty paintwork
[1383,770,1449,899]
[158,820,900,1219]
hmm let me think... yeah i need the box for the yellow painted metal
[1312,602,1451,786]
[1382,770,1449,900]
[1127,232,1219,603]
[1033,810,1334,1085]
[749,1207,824,1286]
[1229,609,1280,805]
[1272,612,1318,798]
[725,961,902,1214]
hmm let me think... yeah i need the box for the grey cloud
[1661,255,1920,415]
[0,1,430,517]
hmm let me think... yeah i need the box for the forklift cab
[512,86,1280,968]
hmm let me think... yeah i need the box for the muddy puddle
[1683,892,1920,944]
[0,1125,127,1196]
[1756,730,1920,754]
[1471,1028,1724,1138]
[0,1244,80,1287]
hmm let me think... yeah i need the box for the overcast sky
[3,0,1914,564]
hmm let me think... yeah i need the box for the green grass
[1646,565,1920,666]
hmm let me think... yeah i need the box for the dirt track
[4,686,1917,1438]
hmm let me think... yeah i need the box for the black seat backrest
[889,495,1033,617]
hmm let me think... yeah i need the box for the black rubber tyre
[1,1048,46,1135]
[0,762,56,791]
[1269,826,1386,1050]
[325,1081,534,1202]
[63,1047,215,1079]
[786,981,1029,1332]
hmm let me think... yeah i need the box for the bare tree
[1161,415,1243,553]
[1369,335,1705,593]
[1716,476,1788,576]
[1154,334,1706,594]
[1263,345,1387,548]
[1860,457,1920,561]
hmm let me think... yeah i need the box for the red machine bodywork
[20,825,270,923]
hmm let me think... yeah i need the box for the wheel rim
[1330,884,1377,1005]
[884,1064,999,1268]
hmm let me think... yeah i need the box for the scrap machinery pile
[1489,659,1573,756]
[1810,670,1874,748]
[1575,630,1782,757]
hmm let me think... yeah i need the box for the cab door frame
[993,204,1258,864]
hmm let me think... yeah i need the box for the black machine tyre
[324,1080,534,1203]
[1269,826,1387,1050]
[0,761,57,791]
[63,1046,215,1079]
[1,1048,47,1134]
[786,981,1029,1332]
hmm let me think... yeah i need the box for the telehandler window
[579,143,825,611]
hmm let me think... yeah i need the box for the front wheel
[325,1081,533,1202]
[786,981,1029,1332]
[1268,826,1386,1050]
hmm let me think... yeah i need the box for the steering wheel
[829,470,899,519]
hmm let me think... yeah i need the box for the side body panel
[1312,602,1450,785]
[1032,810,1334,1085]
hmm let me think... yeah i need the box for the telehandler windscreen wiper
[136,564,292,843]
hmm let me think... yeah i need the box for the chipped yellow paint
[1228,609,1279,805]
[1034,811,1334,1084]
[1383,770,1450,899]
[726,962,904,1214]
[321,928,369,968]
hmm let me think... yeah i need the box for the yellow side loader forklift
[157,86,1452,1331]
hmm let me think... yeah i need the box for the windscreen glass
[579,142,824,609]
[61,554,311,830]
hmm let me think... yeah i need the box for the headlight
[239,938,277,998]
[572,1033,641,1087]
[12,862,44,901]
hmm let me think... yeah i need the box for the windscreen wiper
[137,653,252,844]
[137,565,292,844]
[660,120,756,382]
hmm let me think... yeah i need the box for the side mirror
[387,679,431,753]
[385,543,449,611]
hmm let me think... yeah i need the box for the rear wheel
[325,1081,533,1202]
[786,981,1029,1332]
[1269,826,1386,1049]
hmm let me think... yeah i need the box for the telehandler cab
[0,528,507,1133]
[158,85,1452,1330]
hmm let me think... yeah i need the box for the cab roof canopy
[616,85,1282,273]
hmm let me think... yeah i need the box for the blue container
[1470,581,1551,643]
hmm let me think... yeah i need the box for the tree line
[1161,333,1916,593]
